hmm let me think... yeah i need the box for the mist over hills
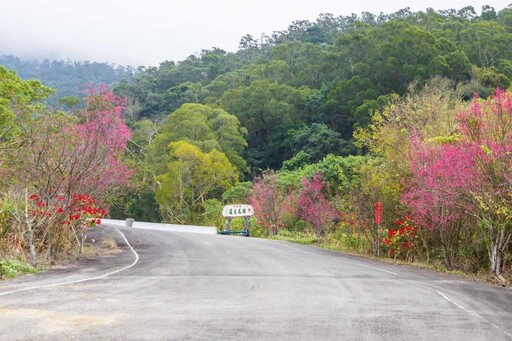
[0,55,134,100]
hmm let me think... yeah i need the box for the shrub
[0,258,36,279]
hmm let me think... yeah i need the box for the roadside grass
[267,229,511,288]
[0,258,36,279]
[271,230,318,244]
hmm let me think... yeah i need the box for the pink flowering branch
[297,173,338,236]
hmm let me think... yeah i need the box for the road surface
[0,225,511,340]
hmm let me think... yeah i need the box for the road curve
[0,226,511,340]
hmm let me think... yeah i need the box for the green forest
[0,55,134,98]
[1,5,512,280]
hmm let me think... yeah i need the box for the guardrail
[101,219,217,235]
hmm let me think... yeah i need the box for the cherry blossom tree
[250,172,293,235]
[297,173,338,237]
[403,90,512,275]
[456,90,512,275]
[6,85,133,262]
[402,136,476,269]
[68,85,133,199]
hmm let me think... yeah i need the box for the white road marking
[0,226,139,297]
[437,291,512,338]
[358,264,398,275]
[437,291,466,310]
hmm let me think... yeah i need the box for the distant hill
[0,55,135,100]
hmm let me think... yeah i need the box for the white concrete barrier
[101,219,217,235]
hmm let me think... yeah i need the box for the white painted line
[437,291,512,338]
[0,226,139,297]
[436,290,467,310]
[358,264,398,276]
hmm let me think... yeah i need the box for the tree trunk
[440,227,459,271]
[419,228,430,264]
[24,189,37,266]
[441,243,453,271]
[488,226,507,276]
[27,227,37,266]
[79,230,86,255]
[490,240,500,275]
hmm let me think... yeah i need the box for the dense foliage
[110,5,512,170]
[0,67,132,265]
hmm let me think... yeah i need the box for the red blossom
[249,172,295,235]
[296,173,338,236]
[69,214,80,221]
[402,134,476,232]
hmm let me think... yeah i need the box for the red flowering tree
[249,172,293,235]
[403,90,512,275]
[12,86,133,200]
[455,90,512,275]
[8,190,106,265]
[6,85,132,263]
[297,173,338,237]
[64,85,133,198]
[381,217,420,261]
[402,136,477,269]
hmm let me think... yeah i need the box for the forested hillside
[0,55,134,100]
[115,5,512,169]
[1,5,512,280]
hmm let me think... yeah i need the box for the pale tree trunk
[490,240,500,275]
[26,227,37,266]
[71,224,86,256]
[79,229,86,255]
[23,188,37,266]
[488,226,511,276]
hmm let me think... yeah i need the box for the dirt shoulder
[1,225,128,281]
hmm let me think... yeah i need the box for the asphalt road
[0,225,511,340]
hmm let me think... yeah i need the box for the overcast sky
[0,0,510,67]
